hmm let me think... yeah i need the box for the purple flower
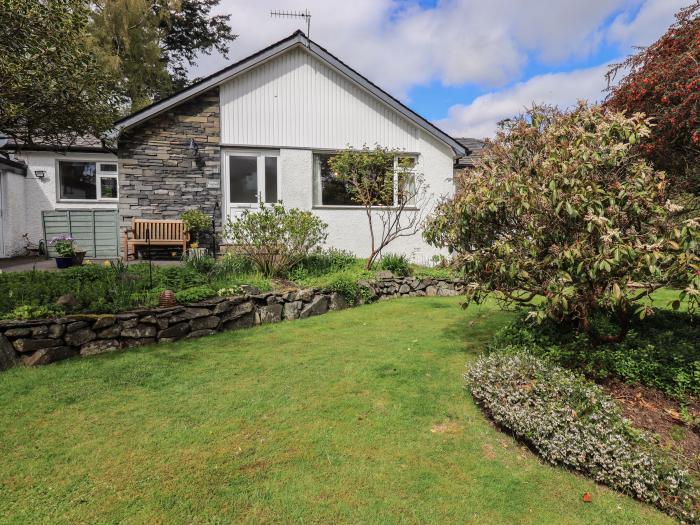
[49,234,75,246]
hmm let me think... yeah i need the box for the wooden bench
[124,219,189,260]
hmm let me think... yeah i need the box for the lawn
[0,297,674,524]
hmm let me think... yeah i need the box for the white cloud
[189,0,685,135]
[435,63,611,138]
[607,0,688,49]
[193,0,644,97]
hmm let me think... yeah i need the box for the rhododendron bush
[605,2,700,196]
[424,104,700,343]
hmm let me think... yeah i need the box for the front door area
[223,150,279,224]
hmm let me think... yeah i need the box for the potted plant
[72,243,87,265]
[49,234,76,269]
[180,208,210,246]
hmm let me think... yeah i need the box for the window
[312,153,417,207]
[58,161,118,201]
[228,153,278,204]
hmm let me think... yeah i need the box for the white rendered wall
[219,46,456,263]
[0,171,27,256]
[12,151,118,247]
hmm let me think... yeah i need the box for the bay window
[58,161,118,201]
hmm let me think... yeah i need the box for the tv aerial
[270,9,312,43]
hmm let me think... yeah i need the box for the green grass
[0,298,674,524]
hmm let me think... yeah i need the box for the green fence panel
[42,209,119,258]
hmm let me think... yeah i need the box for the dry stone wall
[0,277,465,370]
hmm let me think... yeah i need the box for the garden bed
[0,275,465,370]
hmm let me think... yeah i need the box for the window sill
[56,199,119,205]
[312,205,419,211]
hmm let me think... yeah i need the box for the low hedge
[467,351,698,523]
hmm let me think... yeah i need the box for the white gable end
[220,46,420,151]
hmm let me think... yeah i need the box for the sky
[191,0,688,139]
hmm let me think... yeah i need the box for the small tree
[424,104,700,343]
[328,146,429,269]
[605,2,700,197]
[0,0,122,149]
[224,202,328,277]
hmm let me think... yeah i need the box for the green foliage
[378,253,411,276]
[468,351,698,523]
[180,209,210,235]
[0,0,122,148]
[294,262,375,302]
[224,202,328,277]
[0,304,64,321]
[175,286,216,303]
[425,103,700,342]
[492,310,700,399]
[90,0,236,110]
[288,248,357,281]
[183,254,217,275]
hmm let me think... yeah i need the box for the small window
[58,160,118,201]
[229,155,258,203]
[264,157,278,203]
[100,177,118,199]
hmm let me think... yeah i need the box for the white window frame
[312,152,419,208]
[56,159,119,203]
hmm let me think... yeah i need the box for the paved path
[0,256,181,273]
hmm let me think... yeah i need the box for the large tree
[0,0,123,149]
[90,0,236,111]
[424,104,700,343]
[605,1,700,197]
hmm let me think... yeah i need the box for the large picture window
[312,153,417,207]
[58,161,118,201]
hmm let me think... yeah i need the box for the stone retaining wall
[0,277,464,370]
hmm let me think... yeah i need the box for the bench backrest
[132,219,186,241]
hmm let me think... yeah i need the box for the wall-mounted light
[187,138,199,156]
[34,170,46,179]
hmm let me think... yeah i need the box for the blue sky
[195,0,687,137]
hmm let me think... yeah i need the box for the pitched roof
[0,155,27,175]
[115,31,466,157]
[0,134,108,153]
[454,137,485,168]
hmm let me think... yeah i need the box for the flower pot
[55,257,74,269]
[73,251,87,265]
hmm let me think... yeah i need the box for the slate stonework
[0,277,465,370]
[117,88,222,236]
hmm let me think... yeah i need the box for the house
[2,31,472,262]
[0,136,118,258]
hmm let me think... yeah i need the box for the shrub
[183,254,217,275]
[215,253,254,275]
[224,202,328,276]
[492,310,700,399]
[289,248,356,280]
[425,103,700,343]
[378,253,410,276]
[467,351,698,522]
[180,208,211,241]
[175,286,216,303]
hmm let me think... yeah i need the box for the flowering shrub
[424,103,700,342]
[467,352,698,522]
[605,3,699,196]
[48,234,76,257]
